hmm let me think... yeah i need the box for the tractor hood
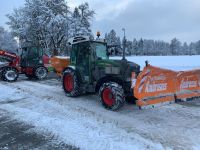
[96,59,121,67]
[96,59,140,76]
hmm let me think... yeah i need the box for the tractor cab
[69,36,108,83]
[20,46,48,79]
[20,46,44,68]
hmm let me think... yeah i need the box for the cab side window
[28,47,38,58]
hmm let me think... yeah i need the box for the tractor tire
[1,67,18,82]
[99,82,125,111]
[34,66,48,80]
[63,68,82,97]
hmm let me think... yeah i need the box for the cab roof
[68,36,106,45]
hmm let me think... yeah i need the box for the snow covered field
[112,55,200,71]
[0,55,200,150]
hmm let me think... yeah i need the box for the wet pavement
[17,72,61,86]
[0,109,79,150]
[0,73,79,150]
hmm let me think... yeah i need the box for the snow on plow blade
[134,65,200,108]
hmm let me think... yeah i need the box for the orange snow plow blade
[50,56,70,77]
[176,70,200,100]
[134,65,200,108]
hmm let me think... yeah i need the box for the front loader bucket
[134,65,200,108]
[134,65,177,108]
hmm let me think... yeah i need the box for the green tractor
[62,36,140,111]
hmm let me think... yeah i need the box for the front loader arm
[0,50,20,69]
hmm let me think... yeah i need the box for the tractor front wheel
[63,68,82,97]
[2,67,19,82]
[99,82,125,111]
[34,66,48,80]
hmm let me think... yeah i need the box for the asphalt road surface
[0,73,79,150]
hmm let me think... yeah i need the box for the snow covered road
[0,79,200,150]
[0,109,77,150]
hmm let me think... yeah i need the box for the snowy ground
[0,56,200,150]
[112,55,200,71]
[0,109,77,150]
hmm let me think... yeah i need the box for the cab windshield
[91,42,108,60]
[21,47,42,59]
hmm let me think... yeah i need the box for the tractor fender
[63,67,83,82]
[95,76,123,92]
[63,66,75,73]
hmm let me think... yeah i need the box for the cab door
[74,42,91,83]
[27,47,40,67]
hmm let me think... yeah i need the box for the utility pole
[122,28,126,60]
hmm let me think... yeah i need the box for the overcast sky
[1,0,200,42]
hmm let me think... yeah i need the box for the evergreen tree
[138,38,144,55]
[105,29,121,55]
[182,42,189,55]
[170,38,181,55]
[7,0,94,55]
[132,38,138,55]
[78,3,95,36]
[0,26,18,51]
[195,41,200,55]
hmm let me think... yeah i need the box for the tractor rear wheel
[63,68,82,97]
[99,82,125,111]
[2,67,18,82]
[34,66,48,80]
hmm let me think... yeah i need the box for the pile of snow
[112,55,200,71]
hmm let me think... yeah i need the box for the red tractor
[0,47,49,82]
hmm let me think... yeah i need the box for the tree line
[0,27,17,52]
[105,29,200,56]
